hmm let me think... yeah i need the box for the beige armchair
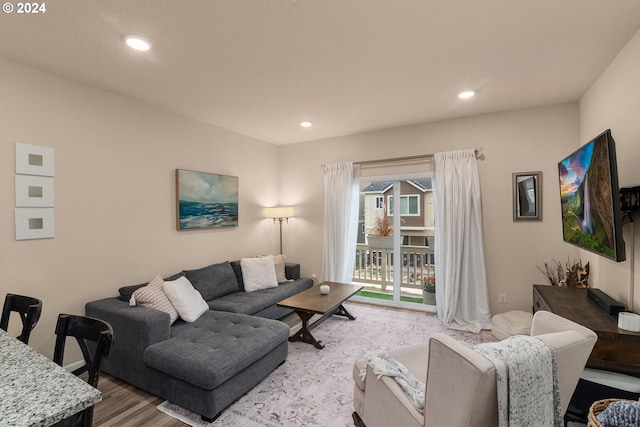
[352,311,597,427]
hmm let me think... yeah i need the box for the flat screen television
[557,129,626,262]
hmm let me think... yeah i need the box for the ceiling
[2,1,640,145]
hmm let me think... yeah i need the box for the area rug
[157,303,495,426]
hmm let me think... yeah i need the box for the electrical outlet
[499,293,506,304]
[311,274,318,283]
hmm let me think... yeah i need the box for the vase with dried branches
[538,258,590,288]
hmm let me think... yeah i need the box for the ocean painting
[176,169,238,230]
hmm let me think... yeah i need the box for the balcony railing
[352,244,434,291]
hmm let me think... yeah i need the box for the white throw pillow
[241,255,279,293]
[258,254,287,283]
[162,276,208,322]
[131,275,179,324]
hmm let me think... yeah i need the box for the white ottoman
[491,310,533,340]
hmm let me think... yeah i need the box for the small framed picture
[513,171,542,221]
[15,175,54,207]
[16,143,55,176]
[15,208,55,240]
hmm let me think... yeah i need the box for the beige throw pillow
[131,275,179,324]
[273,254,287,283]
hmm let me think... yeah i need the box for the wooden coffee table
[277,282,363,349]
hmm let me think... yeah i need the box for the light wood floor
[93,374,180,427]
[91,303,430,426]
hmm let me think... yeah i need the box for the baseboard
[63,359,85,373]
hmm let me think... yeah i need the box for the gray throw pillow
[184,261,240,301]
[230,260,244,290]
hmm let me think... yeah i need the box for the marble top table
[0,329,102,427]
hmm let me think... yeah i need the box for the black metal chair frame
[53,314,114,427]
[0,293,42,344]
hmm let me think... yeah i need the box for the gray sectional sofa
[85,260,312,421]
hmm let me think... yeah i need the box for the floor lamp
[265,206,294,255]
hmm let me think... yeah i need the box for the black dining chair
[53,314,114,427]
[0,293,43,345]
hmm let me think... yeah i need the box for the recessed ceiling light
[124,35,151,51]
[300,121,313,128]
[458,90,475,99]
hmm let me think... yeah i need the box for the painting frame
[15,208,55,240]
[15,143,55,176]
[176,169,239,230]
[513,171,542,221]
[15,175,54,207]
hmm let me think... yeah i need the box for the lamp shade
[265,206,294,219]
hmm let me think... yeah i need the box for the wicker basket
[587,398,637,427]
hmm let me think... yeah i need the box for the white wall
[580,28,640,311]
[279,104,580,314]
[0,58,281,357]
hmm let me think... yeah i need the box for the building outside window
[375,196,384,209]
[387,194,420,216]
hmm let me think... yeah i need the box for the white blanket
[360,353,425,414]
[475,335,562,427]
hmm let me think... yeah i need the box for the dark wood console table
[533,284,640,377]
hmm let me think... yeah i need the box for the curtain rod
[352,147,483,166]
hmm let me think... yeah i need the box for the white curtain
[321,162,359,283]
[434,150,491,333]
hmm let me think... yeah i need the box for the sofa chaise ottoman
[85,260,313,421]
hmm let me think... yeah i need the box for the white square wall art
[15,143,55,176]
[15,208,55,240]
[15,175,54,207]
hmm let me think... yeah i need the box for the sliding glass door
[351,173,435,310]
